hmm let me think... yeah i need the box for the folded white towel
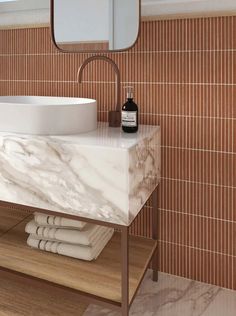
[27,229,114,261]
[25,220,112,247]
[34,213,86,230]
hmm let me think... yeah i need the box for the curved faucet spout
[77,55,121,127]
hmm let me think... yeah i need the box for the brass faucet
[77,55,121,127]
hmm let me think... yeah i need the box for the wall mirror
[51,0,141,53]
[1,1,235,32]
[1,0,236,31]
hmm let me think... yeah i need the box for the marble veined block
[0,123,160,225]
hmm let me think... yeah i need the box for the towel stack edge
[25,213,114,261]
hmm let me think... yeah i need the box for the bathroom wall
[0,16,235,290]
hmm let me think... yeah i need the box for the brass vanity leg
[121,226,129,316]
[152,187,158,282]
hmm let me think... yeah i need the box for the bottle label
[122,111,137,127]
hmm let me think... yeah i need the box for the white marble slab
[0,123,161,225]
[201,287,236,316]
[84,271,236,316]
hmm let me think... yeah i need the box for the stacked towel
[34,213,87,229]
[25,213,114,261]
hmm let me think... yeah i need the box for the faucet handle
[108,110,121,128]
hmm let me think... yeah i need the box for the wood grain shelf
[0,206,30,237]
[0,217,157,305]
[0,270,88,316]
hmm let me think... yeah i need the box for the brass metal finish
[152,187,159,282]
[108,110,121,128]
[121,226,129,315]
[77,55,121,127]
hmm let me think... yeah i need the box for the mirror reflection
[51,0,140,52]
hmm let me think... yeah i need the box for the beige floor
[84,270,236,316]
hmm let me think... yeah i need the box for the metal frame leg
[121,226,129,316]
[152,187,158,282]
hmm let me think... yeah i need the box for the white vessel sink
[0,96,97,135]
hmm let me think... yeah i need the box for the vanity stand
[0,123,160,316]
[0,186,158,316]
[118,187,159,315]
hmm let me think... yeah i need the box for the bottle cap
[124,86,134,99]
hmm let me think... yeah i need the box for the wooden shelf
[0,216,156,305]
[0,206,30,236]
[0,270,88,316]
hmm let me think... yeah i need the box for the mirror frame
[50,0,141,54]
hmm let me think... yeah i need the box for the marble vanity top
[52,123,159,148]
[0,123,161,226]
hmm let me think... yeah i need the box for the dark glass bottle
[122,87,138,133]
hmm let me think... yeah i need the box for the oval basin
[0,96,97,135]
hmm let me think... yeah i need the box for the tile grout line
[158,208,236,224]
[161,177,236,189]
[0,79,236,86]
[161,145,236,155]
[159,240,236,258]
[0,48,236,57]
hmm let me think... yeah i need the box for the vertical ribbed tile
[0,17,235,290]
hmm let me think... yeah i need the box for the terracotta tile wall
[0,16,235,290]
